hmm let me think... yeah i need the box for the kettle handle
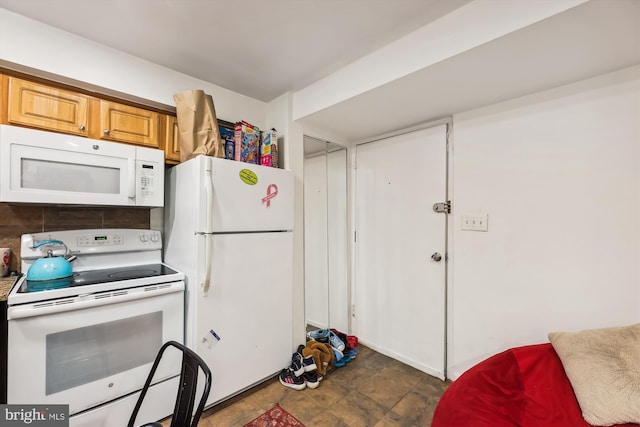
[32,239,66,249]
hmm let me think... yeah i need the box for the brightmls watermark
[1,405,68,426]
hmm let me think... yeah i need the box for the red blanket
[432,343,639,427]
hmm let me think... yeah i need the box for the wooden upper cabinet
[164,115,181,163]
[1,74,174,160]
[99,100,160,148]
[6,77,89,136]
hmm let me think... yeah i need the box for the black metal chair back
[128,340,212,427]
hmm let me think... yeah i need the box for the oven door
[7,282,184,415]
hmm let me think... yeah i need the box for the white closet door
[354,124,447,379]
[304,154,329,328]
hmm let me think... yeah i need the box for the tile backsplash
[0,203,150,273]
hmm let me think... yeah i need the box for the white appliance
[164,155,294,407]
[6,229,185,427]
[0,124,164,207]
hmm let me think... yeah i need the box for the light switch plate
[475,213,488,231]
[461,214,474,231]
[461,213,488,231]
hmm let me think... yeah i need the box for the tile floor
[189,344,451,426]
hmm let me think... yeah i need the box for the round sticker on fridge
[239,169,258,185]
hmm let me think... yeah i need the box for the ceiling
[299,0,640,141]
[0,0,471,102]
[0,1,638,143]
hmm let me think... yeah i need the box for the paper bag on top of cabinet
[173,89,225,162]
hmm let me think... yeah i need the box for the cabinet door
[0,74,5,124]
[100,100,160,148]
[164,115,180,163]
[6,77,89,136]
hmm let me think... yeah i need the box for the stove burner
[26,276,76,292]
[16,264,178,294]
[108,269,159,280]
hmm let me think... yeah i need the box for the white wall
[448,65,640,378]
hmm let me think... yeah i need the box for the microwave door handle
[128,158,136,199]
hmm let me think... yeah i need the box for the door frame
[349,116,453,378]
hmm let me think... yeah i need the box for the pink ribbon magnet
[262,184,279,207]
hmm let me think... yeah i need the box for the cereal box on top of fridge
[260,128,277,167]
[219,125,235,160]
[234,121,260,164]
[271,142,278,168]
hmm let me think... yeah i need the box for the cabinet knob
[78,125,86,131]
[103,129,110,135]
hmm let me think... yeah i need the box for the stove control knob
[150,233,159,242]
[140,233,149,243]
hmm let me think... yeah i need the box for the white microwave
[0,124,164,207]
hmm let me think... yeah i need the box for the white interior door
[354,124,447,379]
[303,145,349,332]
[326,149,349,332]
[304,154,329,328]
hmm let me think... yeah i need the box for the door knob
[431,252,442,262]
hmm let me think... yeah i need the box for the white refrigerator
[163,155,294,406]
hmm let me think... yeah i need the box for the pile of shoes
[307,328,358,368]
[278,329,359,390]
[302,340,334,376]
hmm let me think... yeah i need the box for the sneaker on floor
[332,347,343,362]
[303,371,320,389]
[307,329,329,343]
[279,369,306,390]
[328,331,345,352]
[330,329,350,351]
[346,335,358,350]
[290,352,304,377]
[302,354,317,372]
[335,353,351,368]
[348,347,357,359]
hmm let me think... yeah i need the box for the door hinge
[433,201,451,214]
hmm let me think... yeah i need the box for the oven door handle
[7,281,185,320]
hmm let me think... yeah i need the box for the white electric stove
[7,229,185,427]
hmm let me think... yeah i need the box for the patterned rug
[243,403,305,427]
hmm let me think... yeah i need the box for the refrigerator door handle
[203,233,213,296]
[204,158,214,233]
[202,160,214,295]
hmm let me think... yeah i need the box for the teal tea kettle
[27,239,76,281]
